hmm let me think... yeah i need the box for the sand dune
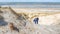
[0,7,60,34]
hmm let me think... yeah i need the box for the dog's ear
[9,23,14,30]
[10,23,13,25]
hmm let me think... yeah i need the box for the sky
[0,0,60,2]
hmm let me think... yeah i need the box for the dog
[9,23,19,32]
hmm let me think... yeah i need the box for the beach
[0,7,60,34]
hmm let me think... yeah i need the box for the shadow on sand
[0,15,8,26]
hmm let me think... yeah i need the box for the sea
[0,2,60,8]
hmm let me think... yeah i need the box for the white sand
[0,7,60,34]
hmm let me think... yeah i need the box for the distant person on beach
[33,17,39,24]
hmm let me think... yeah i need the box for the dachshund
[9,23,19,32]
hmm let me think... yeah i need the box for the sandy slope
[12,8,60,25]
[0,7,60,34]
